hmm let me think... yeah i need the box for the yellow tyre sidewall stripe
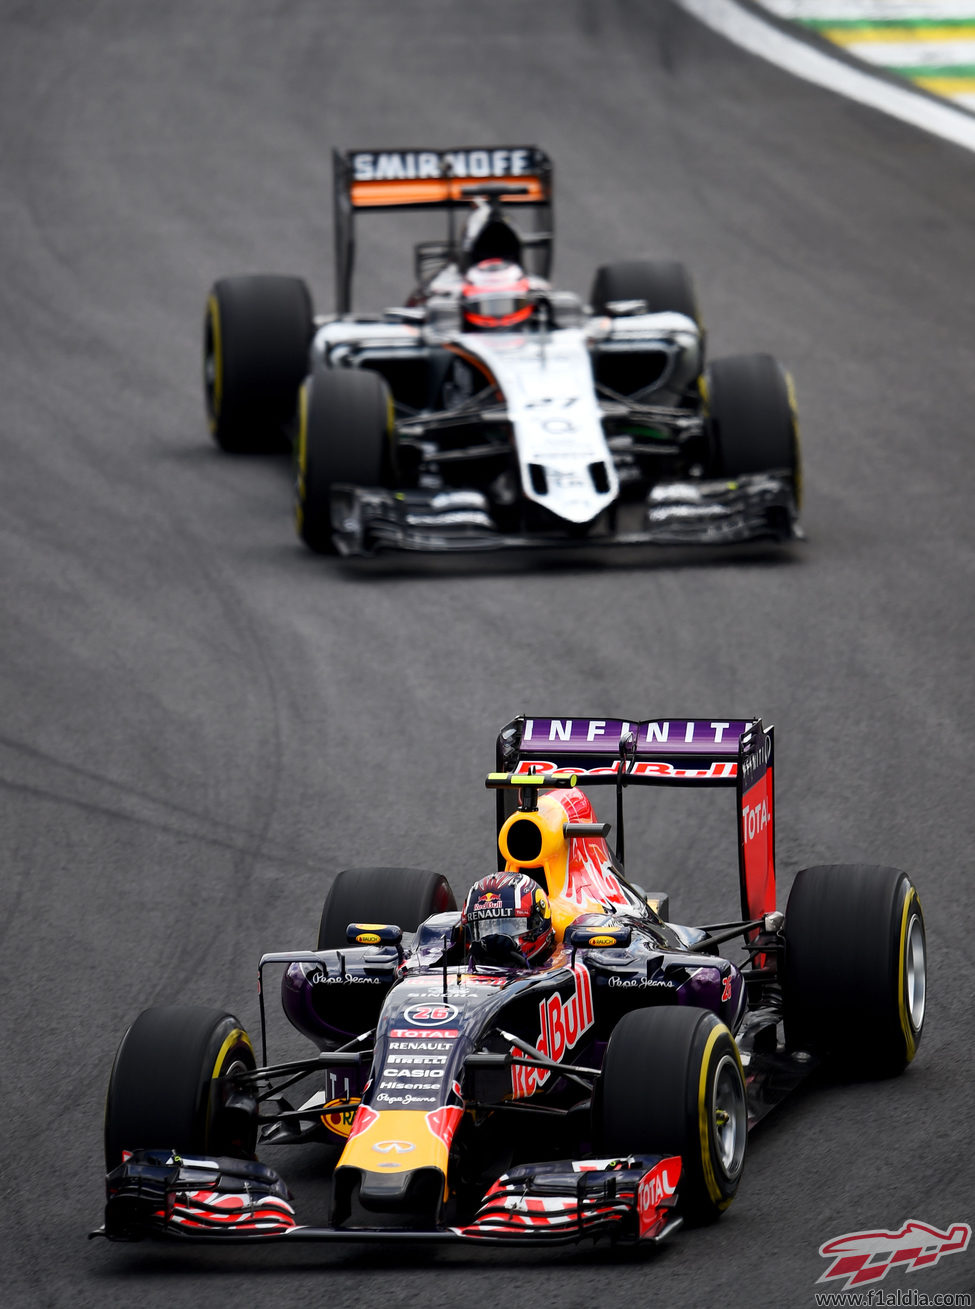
[697,1021,744,1209]
[294,382,308,534]
[211,1027,254,1079]
[786,369,803,509]
[897,887,922,1063]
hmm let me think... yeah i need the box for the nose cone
[331,1106,462,1228]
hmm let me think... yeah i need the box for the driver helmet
[461,259,534,331]
[462,871,555,967]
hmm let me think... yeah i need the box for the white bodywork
[314,308,703,531]
[459,327,616,525]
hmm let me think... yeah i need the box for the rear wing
[493,715,776,922]
[332,145,554,313]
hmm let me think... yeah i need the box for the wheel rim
[204,347,216,413]
[905,912,926,1032]
[712,1054,747,1180]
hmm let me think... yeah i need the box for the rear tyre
[318,866,457,949]
[784,864,926,1076]
[594,1006,746,1224]
[705,353,801,506]
[104,1006,258,1171]
[589,260,702,400]
[295,365,394,554]
[204,274,313,453]
[589,259,700,322]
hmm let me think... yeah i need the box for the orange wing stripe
[351,176,545,208]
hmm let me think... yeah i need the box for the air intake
[506,817,544,863]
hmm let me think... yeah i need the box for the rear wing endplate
[493,715,776,921]
[333,145,553,313]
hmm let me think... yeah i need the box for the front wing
[95,1151,681,1247]
[330,475,799,556]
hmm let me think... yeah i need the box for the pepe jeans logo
[310,971,382,985]
[817,1219,971,1291]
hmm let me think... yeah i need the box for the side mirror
[604,298,648,317]
[564,922,632,949]
[346,923,403,947]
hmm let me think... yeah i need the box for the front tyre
[704,353,801,508]
[205,274,313,453]
[104,1006,258,1171]
[295,365,394,554]
[784,864,926,1075]
[595,1006,746,1224]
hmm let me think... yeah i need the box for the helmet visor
[463,292,533,329]
[468,916,531,941]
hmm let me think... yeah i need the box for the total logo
[637,1160,680,1238]
[742,798,770,843]
[391,1028,459,1039]
[511,966,594,1099]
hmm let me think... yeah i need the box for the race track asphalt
[1,2,972,1304]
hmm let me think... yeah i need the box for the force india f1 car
[203,146,802,555]
[96,716,925,1249]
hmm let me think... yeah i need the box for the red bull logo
[511,966,594,1098]
[321,1097,361,1139]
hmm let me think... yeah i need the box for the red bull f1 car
[95,715,925,1248]
[203,146,802,555]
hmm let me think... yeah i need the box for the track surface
[2,2,972,1304]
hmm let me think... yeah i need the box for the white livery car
[204,145,801,556]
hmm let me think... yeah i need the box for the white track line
[675,0,975,153]
[760,3,975,17]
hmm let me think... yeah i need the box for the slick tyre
[589,260,702,399]
[784,864,926,1076]
[295,365,394,554]
[104,1006,258,1171]
[595,1006,746,1224]
[318,867,457,949]
[704,353,801,507]
[589,259,700,322]
[205,274,313,453]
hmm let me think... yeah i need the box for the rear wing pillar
[736,722,776,923]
